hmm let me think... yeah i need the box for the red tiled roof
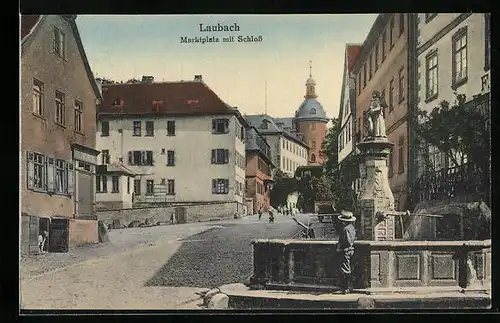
[346,45,362,72]
[20,15,40,40]
[99,81,234,116]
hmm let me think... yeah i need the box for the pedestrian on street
[258,209,262,220]
[38,230,48,253]
[170,212,175,224]
[336,210,357,294]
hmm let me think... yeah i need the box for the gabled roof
[20,15,103,101]
[98,81,247,124]
[346,44,362,72]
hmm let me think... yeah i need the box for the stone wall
[96,201,244,227]
[68,219,98,248]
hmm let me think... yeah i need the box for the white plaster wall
[417,14,461,47]
[96,114,243,203]
[234,118,246,204]
[338,51,356,165]
[95,174,133,208]
[417,14,488,115]
[279,136,308,177]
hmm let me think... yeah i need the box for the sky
[76,14,377,119]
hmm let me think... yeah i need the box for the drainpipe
[407,13,419,210]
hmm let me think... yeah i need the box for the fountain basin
[249,239,491,295]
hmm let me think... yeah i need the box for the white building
[95,162,136,210]
[96,76,247,208]
[245,114,308,178]
[415,13,490,175]
[337,44,362,165]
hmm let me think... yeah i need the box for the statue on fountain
[365,90,387,139]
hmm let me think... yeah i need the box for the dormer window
[309,108,316,115]
[260,120,269,129]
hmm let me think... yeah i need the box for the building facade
[244,114,308,178]
[338,44,362,165]
[96,76,248,211]
[245,127,274,213]
[20,15,102,254]
[412,13,491,205]
[353,13,410,211]
[95,162,136,210]
[294,68,330,166]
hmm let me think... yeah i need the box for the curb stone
[208,293,229,309]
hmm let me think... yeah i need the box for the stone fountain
[227,91,491,309]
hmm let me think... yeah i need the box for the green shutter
[68,163,74,196]
[26,151,34,189]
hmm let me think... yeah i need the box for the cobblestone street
[20,214,308,309]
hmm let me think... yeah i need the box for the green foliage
[416,93,491,205]
[96,77,116,84]
[269,170,297,208]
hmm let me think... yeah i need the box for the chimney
[194,75,203,82]
[142,76,154,84]
[95,79,103,96]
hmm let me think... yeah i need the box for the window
[134,179,141,195]
[398,136,405,173]
[311,140,316,150]
[28,152,46,190]
[101,150,110,164]
[96,175,101,193]
[374,42,379,71]
[389,79,394,111]
[398,66,405,103]
[167,179,175,195]
[133,121,141,136]
[363,63,367,88]
[146,180,154,195]
[101,176,108,192]
[369,53,373,80]
[128,151,153,166]
[425,14,437,23]
[53,27,66,58]
[167,120,176,136]
[381,88,386,105]
[399,13,405,36]
[311,153,316,163]
[212,178,229,194]
[211,149,229,164]
[485,13,491,71]
[112,176,119,193]
[382,30,387,61]
[55,91,65,125]
[127,178,130,194]
[145,121,154,136]
[452,27,468,87]
[390,17,395,48]
[426,50,438,100]
[33,79,44,116]
[388,149,394,177]
[101,121,109,136]
[260,120,269,129]
[311,123,316,130]
[161,178,166,185]
[161,148,165,154]
[74,100,83,132]
[54,159,67,194]
[212,119,229,134]
[167,150,175,166]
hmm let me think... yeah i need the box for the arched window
[311,140,316,149]
[311,153,316,163]
[309,108,317,114]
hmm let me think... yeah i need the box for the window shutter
[147,151,153,165]
[212,120,216,133]
[224,149,229,163]
[128,151,133,165]
[212,179,216,193]
[68,163,74,196]
[27,151,34,189]
[211,149,216,164]
[47,158,55,192]
[224,179,229,194]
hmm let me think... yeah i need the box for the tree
[96,77,116,84]
[415,93,491,206]
[269,170,297,208]
[126,78,141,83]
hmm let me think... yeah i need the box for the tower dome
[294,61,329,123]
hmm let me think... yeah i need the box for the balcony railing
[414,163,489,205]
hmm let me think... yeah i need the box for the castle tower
[294,61,329,165]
